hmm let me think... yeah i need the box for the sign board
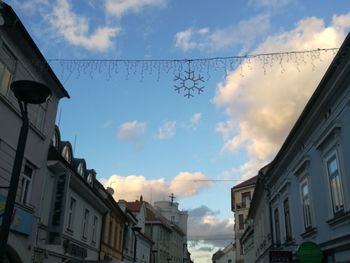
[297,242,323,263]
[0,194,33,235]
[269,250,292,263]
[48,172,69,244]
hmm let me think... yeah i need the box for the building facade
[98,184,127,262]
[212,243,236,263]
[35,127,108,262]
[242,33,350,263]
[231,176,257,262]
[153,200,188,263]
[0,3,69,262]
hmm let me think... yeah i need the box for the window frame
[82,208,90,239]
[67,197,76,232]
[0,43,16,100]
[274,207,281,245]
[283,198,293,241]
[325,151,345,215]
[300,177,313,229]
[19,162,34,205]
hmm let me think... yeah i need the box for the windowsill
[283,239,295,247]
[66,228,74,235]
[81,236,87,242]
[300,227,317,238]
[327,211,350,227]
[16,202,34,213]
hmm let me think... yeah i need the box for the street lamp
[0,80,51,263]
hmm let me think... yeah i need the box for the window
[274,208,281,245]
[19,163,34,205]
[326,154,344,214]
[108,218,113,245]
[52,131,59,148]
[0,44,16,99]
[82,208,90,239]
[67,197,76,231]
[238,214,244,230]
[283,198,292,241]
[300,179,312,228]
[62,146,71,163]
[241,192,251,208]
[92,215,98,244]
[77,162,84,177]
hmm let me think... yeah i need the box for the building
[144,203,172,263]
[98,184,127,262]
[0,2,69,262]
[244,33,350,263]
[211,243,236,263]
[119,200,139,263]
[266,33,350,262]
[35,126,108,262]
[127,197,154,263]
[231,176,257,262]
[241,165,271,263]
[153,199,188,263]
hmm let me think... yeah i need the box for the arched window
[62,146,71,163]
[77,162,85,177]
[52,131,59,148]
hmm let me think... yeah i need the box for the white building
[0,2,68,262]
[246,33,350,263]
[153,200,188,262]
[35,126,108,262]
[212,243,236,263]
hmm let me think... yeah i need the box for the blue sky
[6,0,350,261]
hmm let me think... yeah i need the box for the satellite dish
[106,187,114,195]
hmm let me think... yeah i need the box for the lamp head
[11,80,51,104]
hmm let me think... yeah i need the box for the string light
[44,47,339,97]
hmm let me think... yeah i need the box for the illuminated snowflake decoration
[174,64,204,98]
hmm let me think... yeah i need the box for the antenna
[57,107,62,127]
[73,135,77,154]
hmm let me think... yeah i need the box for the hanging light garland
[46,48,339,98]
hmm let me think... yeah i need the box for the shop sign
[269,250,292,262]
[48,173,69,244]
[0,194,33,235]
[297,242,323,263]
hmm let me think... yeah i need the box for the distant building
[211,243,236,263]
[153,199,188,262]
[0,2,69,262]
[127,197,154,263]
[241,165,270,263]
[231,176,257,263]
[98,184,127,262]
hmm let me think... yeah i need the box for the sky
[5,0,350,262]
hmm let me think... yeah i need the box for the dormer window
[77,163,84,177]
[87,173,93,186]
[52,131,58,148]
[62,146,71,163]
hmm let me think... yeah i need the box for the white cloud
[117,120,146,142]
[248,0,291,8]
[11,0,49,12]
[105,0,166,18]
[213,13,350,178]
[101,171,213,202]
[175,14,270,52]
[182,112,202,129]
[191,112,202,125]
[155,121,176,140]
[45,0,120,52]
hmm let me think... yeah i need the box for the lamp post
[0,80,51,263]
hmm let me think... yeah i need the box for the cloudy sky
[6,0,350,261]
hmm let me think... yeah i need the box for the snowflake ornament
[174,62,204,98]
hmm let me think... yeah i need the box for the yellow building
[231,176,257,263]
[96,182,127,261]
